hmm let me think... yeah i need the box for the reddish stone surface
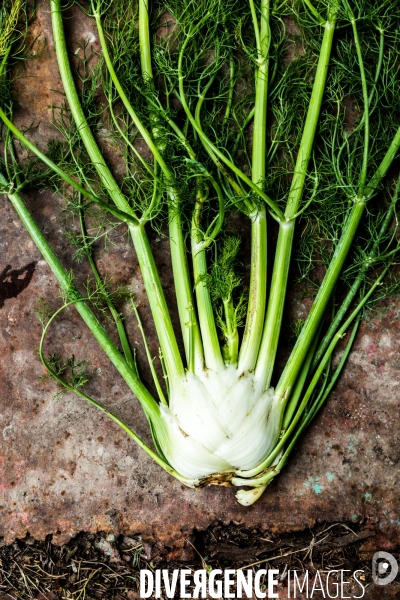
[1,2,400,557]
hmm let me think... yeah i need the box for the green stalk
[50,0,185,386]
[234,266,388,488]
[311,274,362,373]
[222,52,235,127]
[2,169,198,486]
[192,237,224,371]
[96,4,203,372]
[138,0,152,83]
[189,171,224,370]
[1,172,155,416]
[36,295,194,486]
[303,0,325,24]
[188,170,227,368]
[4,127,21,187]
[239,210,267,373]
[177,33,284,220]
[281,330,320,430]
[275,201,364,400]
[276,124,400,402]
[306,316,361,424]
[137,0,204,372]
[364,127,400,198]
[255,3,340,389]
[235,334,320,479]
[232,106,255,160]
[188,78,228,370]
[193,82,253,210]
[311,185,398,371]
[223,297,239,365]
[0,107,140,226]
[131,301,167,405]
[77,198,136,372]
[344,0,370,193]
[191,171,224,372]
[336,27,384,161]
[238,0,269,374]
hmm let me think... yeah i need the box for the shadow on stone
[0,262,37,308]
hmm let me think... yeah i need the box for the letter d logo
[372,552,398,586]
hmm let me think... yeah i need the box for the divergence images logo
[372,552,399,586]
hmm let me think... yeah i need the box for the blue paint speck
[326,472,335,481]
[304,476,324,494]
[364,492,372,502]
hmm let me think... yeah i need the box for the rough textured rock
[0,2,399,557]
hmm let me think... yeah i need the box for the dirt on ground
[0,523,399,599]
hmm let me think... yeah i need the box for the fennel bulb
[154,367,280,480]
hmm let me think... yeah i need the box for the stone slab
[0,2,399,556]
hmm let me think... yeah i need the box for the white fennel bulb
[152,365,282,480]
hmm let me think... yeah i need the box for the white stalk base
[152,365,282,480]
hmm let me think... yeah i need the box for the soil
[1,523,399,599]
